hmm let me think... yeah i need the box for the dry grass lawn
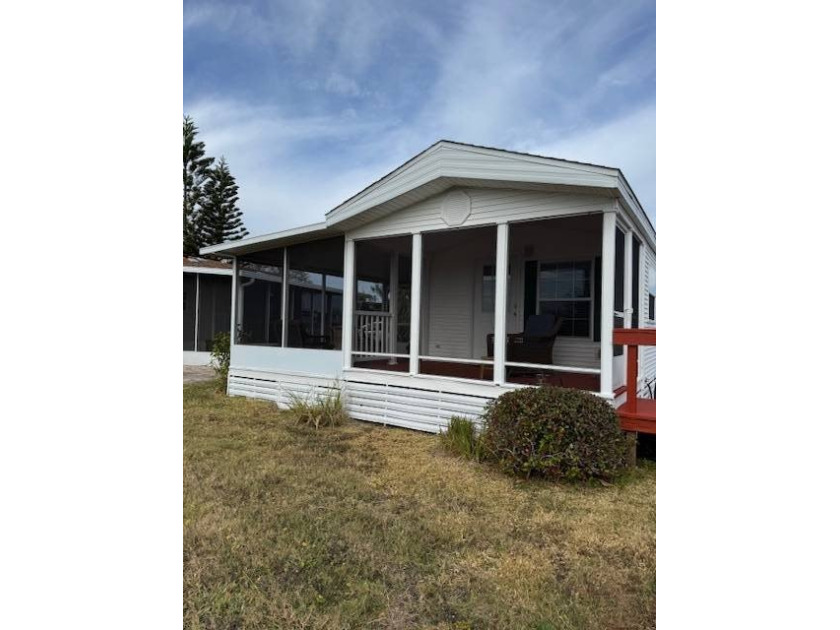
[184,383,655,629]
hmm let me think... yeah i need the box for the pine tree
[200,157,249,246]
[183,115,214,255]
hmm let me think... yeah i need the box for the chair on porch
[486,314,563,377]
[288,320,333,349]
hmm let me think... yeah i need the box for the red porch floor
[353,358,600,391]
[613,328,656,435]
[617,398,656,434]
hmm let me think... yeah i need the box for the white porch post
[624,228,634,329]
[342,239,355,370]
[388,251,399,364]
[600,211,616,396]
[623,228,634,392]
[409,232,423,375]
[493,222,510,385]
[230,256,239,345]
[281,247,290,347]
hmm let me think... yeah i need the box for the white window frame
[535,258,595,340]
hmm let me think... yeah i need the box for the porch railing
[354,311,393,355]
[613,328,656,434]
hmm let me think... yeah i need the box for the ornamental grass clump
[286,386,349,430]
[482,386,626,481]
[440,416,485,461]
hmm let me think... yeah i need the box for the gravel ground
[184,366,215,384]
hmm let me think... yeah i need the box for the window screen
[183,273,197,351]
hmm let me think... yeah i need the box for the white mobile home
[200,141,656,432]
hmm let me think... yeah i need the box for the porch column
[623,228,634,395]
[388,251,399,364]
[624,228,634,330]
[493,222,509,386]
[342,239,355,370]
[230,256,239,345]
[281,247,289,347]
[409,232,423,375]
[600,211,616,396]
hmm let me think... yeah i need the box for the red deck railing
[613,328,656,434]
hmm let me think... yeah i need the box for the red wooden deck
[613,328,656,434]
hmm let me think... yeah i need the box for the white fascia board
[199,222,334,256]
[616,174,656,251]
[182,266,232,276]
[325,143,445,220]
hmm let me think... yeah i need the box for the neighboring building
[183,256,343,365]
[183,257,233,365]
[200,140,656,432]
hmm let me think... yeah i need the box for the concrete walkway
[184,366,215,384]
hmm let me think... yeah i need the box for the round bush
[482,386,626,480]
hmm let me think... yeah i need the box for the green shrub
[440,416,485,461]
[209,332,231,390]
[286,386,349,430]
[481,387,626,480]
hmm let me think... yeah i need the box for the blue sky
[184,0,655,236]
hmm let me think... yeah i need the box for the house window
[648,267,656,322]
[537,261,591,337]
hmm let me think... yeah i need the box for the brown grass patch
[184,383,655,629]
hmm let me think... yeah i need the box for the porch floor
[354,358,600,391]
[617,398,656,434]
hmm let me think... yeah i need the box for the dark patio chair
[487,313,563,366]
[288,320,333,349]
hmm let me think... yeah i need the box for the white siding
[343,378,494,432]
[426,253,474,358]
[552,338,600,369]
[330,143,621,232]
[228,368,341,406]
[640,249,656,394]
[226,367,506,433]
[347,187,610,240]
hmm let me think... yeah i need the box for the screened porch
[346,212,648,395]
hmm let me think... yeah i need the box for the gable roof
[201,139,655,256]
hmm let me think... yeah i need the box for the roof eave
[199,222,335,257]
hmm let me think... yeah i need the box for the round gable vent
[440,190,472,226]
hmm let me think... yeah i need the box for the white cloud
[324,73,362,97]
[523,102,657,223]
[184,0,656,233]
[185,98,404,233]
